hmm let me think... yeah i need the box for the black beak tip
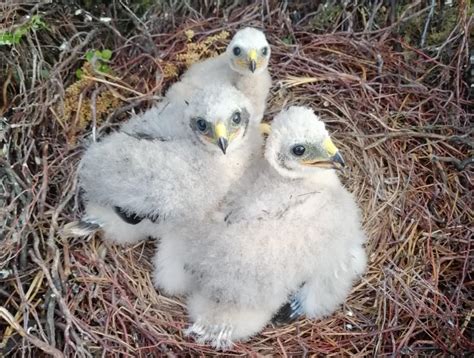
[218,137,228,155]
[332,152,346,169]
[249,61,257,73]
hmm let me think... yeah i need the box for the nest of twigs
[1,1,472,356]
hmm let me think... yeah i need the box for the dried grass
[1,1,472,356]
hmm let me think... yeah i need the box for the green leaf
[14,27,28,37]
[0,15,47,46]
[0,33,15,45]
[31,15,47,30]
[39,69,50,79]
[85,50,95,62]
[98,63,110,74]
[12,33,23,44]
[100,49,112,61]
[75,68,84,79]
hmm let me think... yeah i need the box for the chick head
[226,27,270,75]
[265,106,345,178]
[185,85,253,155]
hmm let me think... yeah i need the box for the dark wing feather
[114,206,159,224]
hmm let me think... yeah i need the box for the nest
[1,1,472,356]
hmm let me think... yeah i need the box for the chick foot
[185,322,234,351]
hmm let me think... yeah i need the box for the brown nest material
[1,1,472,356]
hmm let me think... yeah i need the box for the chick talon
[216,325,225,341]
[187,321,234,350]
[61,219,103,237]
[272,294,304,325]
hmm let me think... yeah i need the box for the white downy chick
[166,27,272,120]
[158,106,367,349]
[75,85,261,245]
[114,28,271,152]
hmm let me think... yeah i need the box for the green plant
[0,15,47,46]
[76,49,112,78]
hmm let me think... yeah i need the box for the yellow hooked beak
[215,122,229,155]
[302,138,346,170]
[248,49,257,73]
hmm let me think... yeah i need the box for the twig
[432,156,474,171]
[0,307,64,358]
[420,0,436,48]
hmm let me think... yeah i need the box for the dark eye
[233,46,241,56]
[196,118,207,132]
[232,112,241,125]
[262,46,268,56]
[292,145,306,156]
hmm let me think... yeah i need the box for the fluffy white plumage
[166,27,272,119]
[120,100,187,140]
[77,85,262,245]
[153,106,367,348]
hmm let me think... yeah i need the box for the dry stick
[432,156,474,171]
[1,68,13,114]
[223,0,241,21]
[38,142,49,217]
[8,265,38,350]
[81,75,144,97]
[91,86,98,143]
[420,0,436,48]
[366,0,384,33]
[45,290,57,348]
[29,247,77,352]
[0,307,64,358]
[55,30,99,74]
[47,183,80,344]
[361,131,470,150]
[54,322,94,357]
[356,0,426,36]
[118,0,157,57]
